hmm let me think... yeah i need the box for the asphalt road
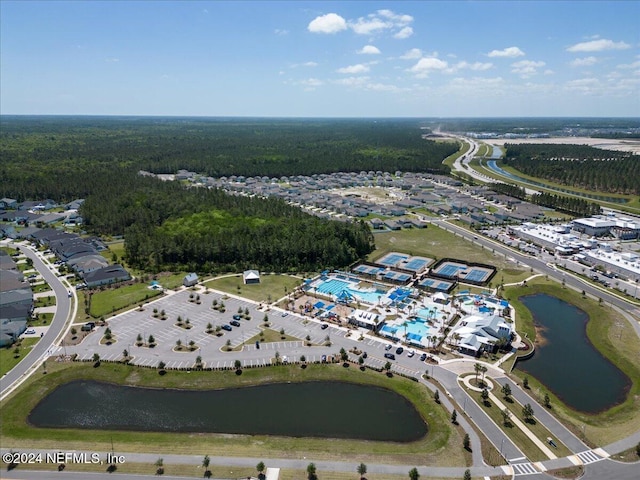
[0,244,71,399]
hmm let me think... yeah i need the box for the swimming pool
[314,278,388,304]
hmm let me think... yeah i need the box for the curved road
[0,244,72,399]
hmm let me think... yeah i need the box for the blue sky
[1,1,639,117]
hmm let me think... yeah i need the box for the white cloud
[366,82,400,92]
[333,76,370,87]
[487,46,525,58]
[337,64,370,74]
[308,13,347,34]
[274,29,289,36]
[357,45,381,55]
[409,57,448,77]
[570,56,598,67]
[617,60,640,70]
[400,48,422,60]
[105,57,119,63]
[454,61,493,71]
[347,9,414,38]
[511,60,545,77]
[567,39,630,52]
[394,27,413,39]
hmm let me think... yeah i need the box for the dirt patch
[533,322,548,347]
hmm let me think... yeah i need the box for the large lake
[517,293,630,413]
[29,380,428,442]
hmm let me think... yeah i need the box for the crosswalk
[511,462,539,476]
[576,449,605,465]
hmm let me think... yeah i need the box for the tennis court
[433,261,467,278]
[401,256,433,273]
[376,252,409,268]
[463,268,492,283]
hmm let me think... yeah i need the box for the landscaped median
[459,374,572,462]
[0,361,468,468]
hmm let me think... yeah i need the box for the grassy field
[205,274,303,304]
[0,361,467,467]
[442,139,465,168]
[505,280,640,446]
[89,283,162,318]
[34,295,56,308]
[0,338,40,377]
[29,312,54,327]
[369,225,529,285]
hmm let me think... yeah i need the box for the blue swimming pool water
[315,278,387,304]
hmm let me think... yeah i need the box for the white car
[407,350,415,358]
[25,328,36,335]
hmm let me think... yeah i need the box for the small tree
[70,327,77,337]
[522,403,535,423]
[155,457,164,475]
[300,354,306,363]
[357,463,367,480]
[175,339,182,349]
[158,360,166,370]
[188,339,195,350]
[501,408,511,426]
[307,462,317,480]
[451,410,457,424]
[340,347,348,363]
[263,314,269,324]
[256,462,266,480]
[104,327,112,340]
[206,322,213,332]
[463,469,471,480]
[136,333,143,345]
[92,352,100,363]
[408,467,420,480]
[234,359,242,370]
[196,355,202,366]
[202,455,211,478]
[384,361,392,374]
[122,349,129,360]
[501,383,512,400]
[463,433,471,451]
[523,376,529,389]
[481,387,490,405]
[544,393,551,408]
[635,441,640,458]
[358,355,364,369]
[148,334,155,346]
[434,389,440,404]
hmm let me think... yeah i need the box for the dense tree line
[530,192,602,217]
[488,182,526,200]
[78,171,375,273]
[503,144,639,195]
[0,117,456,202]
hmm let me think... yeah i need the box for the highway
[0,244,72,400]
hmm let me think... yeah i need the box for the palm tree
[474,363,482,384]
[408,467,420,480]
[479,365,488,386]
[357,463,367,480]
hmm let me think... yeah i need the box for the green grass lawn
[442,139,466,168]
[29,312,54,327]
[505,280,640,446]
[89,283,162,318]
[231,327,303,351]
[370,225,529,285]
[34,295,56,308]
[0,338,40,377]
[0,362,466,467]
[31,282,52,294]
[205,274,303,303]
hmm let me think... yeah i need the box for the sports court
[375,252,410,268]
[431,259,495,285]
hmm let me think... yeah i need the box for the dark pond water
[517,294,630,413]
[29,380,428,442]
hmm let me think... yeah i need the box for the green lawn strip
[369,225,528,285]
[34,295,56,308]
[205,273,303,304]
[89,283,162,318]
[442,139,466,168]
[0,338,40,377]
[233,327,304,351]
[0,362,464,467]
[505,280,640,446]
[497,392,573,458]
[31,282,52,294]
[609,445,640,463]
[156,272,189,290]
[29,312,54,327]
[464,387,548,462]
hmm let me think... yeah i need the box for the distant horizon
[2,1,638,117]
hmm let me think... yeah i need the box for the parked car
[407,350,415,358]
[221,324,232,331]
[384,353,396,360]
[81,322,95,332]
[232,314,242,320]
[255,341,260,349]
[230,320,241,327]
[385,344,392,351]
[419,353,427,361]
[281,312,288,317]
[25,328,36,335]
[320,323,329,330]
[395,347,404,355]
[362,351,368,359]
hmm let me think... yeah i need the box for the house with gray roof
[83,265,131,288]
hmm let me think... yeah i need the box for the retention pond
[517,293,630,413]
[29,380,428,442]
